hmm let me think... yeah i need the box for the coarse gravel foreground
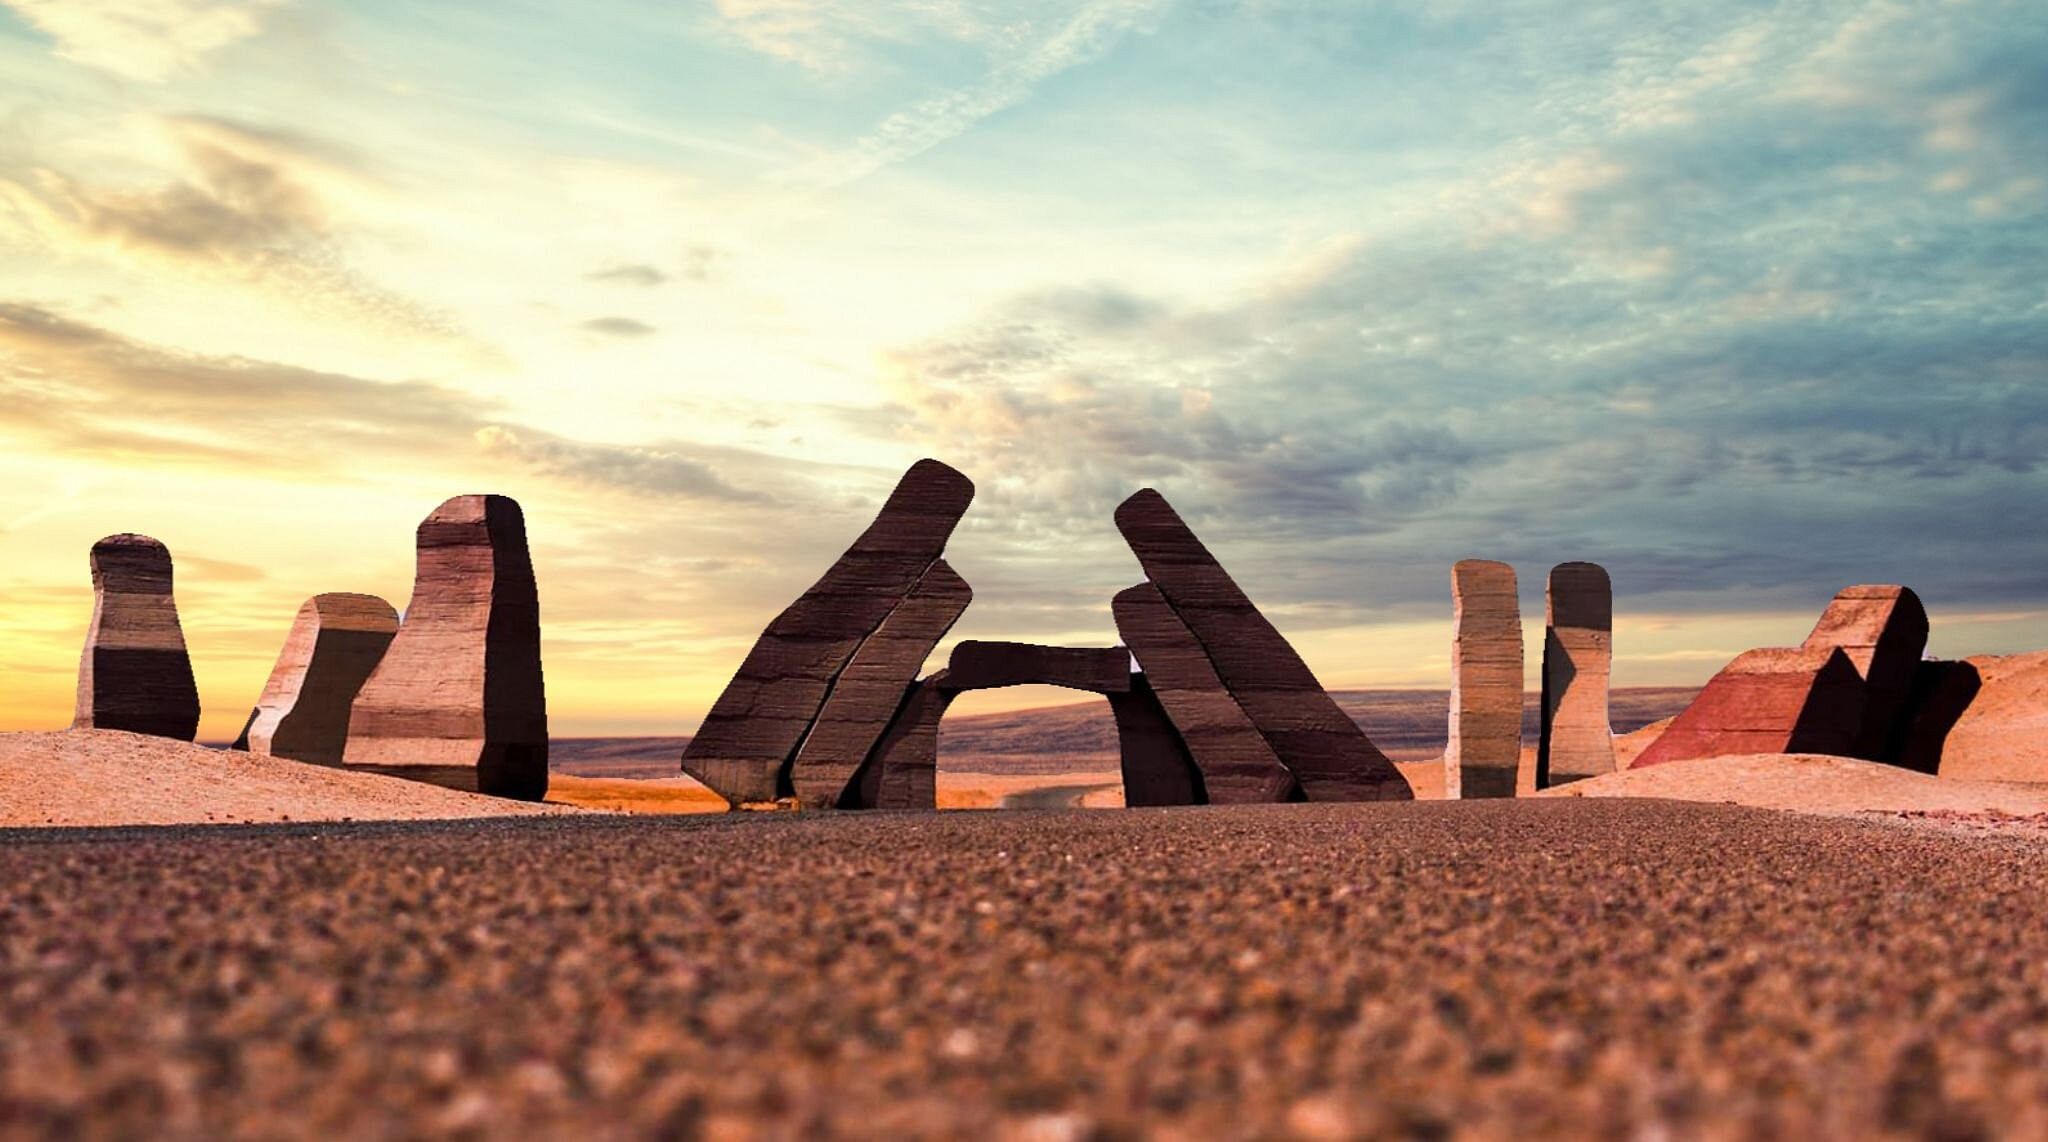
[4,799,2048,1139]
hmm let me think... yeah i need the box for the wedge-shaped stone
[73,534,200,741]
[1538,561,1615,788]
[344,495,548,800]
[1801,585,1927,759]
[1633,646,1865,766]
[1634,584,1927,770]
[1113,491,1409,801]
[1106,678,1206,807]
[1448,560,1521,799]
[790,561,971,809]
[1113,583,1297,803]
[682,460,974,804]
[235,594,398,764]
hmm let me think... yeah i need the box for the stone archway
[842,641,1205,811]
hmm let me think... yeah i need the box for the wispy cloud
[0,302,773,505]
[0,115,454,339]
[0,0,286,81]
[781,0,1173,187]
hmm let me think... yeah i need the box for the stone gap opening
[936,685,1125,810]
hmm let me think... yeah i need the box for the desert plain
[9,658,2048,1136]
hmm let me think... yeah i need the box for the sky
[1,0,2044,739]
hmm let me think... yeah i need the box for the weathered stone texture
[1633,646,1866,766]
[682,460,973,804]
[1801,585,1928,759]
[1106,678,1206,807]
[789,561,971,809]
[1633,584,1926,770]
[344,495,548,800]
[237,594,398,765]
[1113,583,1298,803]
[1538,561,1615,788]
[1447,560,1522,799]
[1114,490,1409,802]
[73,534,200,741]
[943,641,1131,694]
[861,673,956,811]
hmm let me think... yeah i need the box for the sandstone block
[1113,583,1298,803]
[789,561,971,809]
[682,460,973,804]
[940,642,1131,694]
[1538,561,1615,788]
[344,495,548,800]
[1632,646,1865,766]
[1114,490,1409,801]
[235,594,398,764]
[72,534,200,741]
[1448,560,1522,799]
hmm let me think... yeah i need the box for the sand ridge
[0,730,580,827]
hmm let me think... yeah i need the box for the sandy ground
[937,769,1124,810]
[1934,650,2048,781]
[545,773,727,814]
[6,800,2048,1138]
[0,730,577,826]
[1540,752,2048,815]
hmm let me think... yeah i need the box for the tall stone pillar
[1538,561,1615,788]
[1447,560,1522,799]
[73,534,200,741]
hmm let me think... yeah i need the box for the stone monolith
[344,495,548,800]
[1447,560,1521,799]
[682,460,974,804]
[1114,490,1410,801]
[73,534,200,740]
[1633,584,1926,770]
[1113,583,1298,803]
[235,594,398,764]
[1538,561,1615,788]
[789,561,971,809]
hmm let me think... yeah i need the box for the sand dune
[1929,651,2048,781]
[0,730,579,827]
[1539,751,2048,817]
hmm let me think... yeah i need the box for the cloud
[0,302,784,506]
[474,426,766,503]
[859,1,2048,625]
[581,316,659,338]
[0,115,452,338]
[0,0,286,81]
[585,263,670,287]
[782,0,1173,186]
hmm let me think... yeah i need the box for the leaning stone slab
[1107,678,1206,807]
[1113,583,1298,803]
[682,459,974,804]
[789,561,971,809]
[861,672,956,811]
[235,593,398,764]
[344,495,548,800]
[73,534,200,741]
[1632,645,1865,766]
[1537,561,1615,788]
[1114,490,1409,801]
[1447,560,1521,799]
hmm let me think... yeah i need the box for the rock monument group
[58,457,1964,807]
[70,496,548,799]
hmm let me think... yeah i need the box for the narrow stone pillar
[1447,559,1521,799]
[1538,562,1615,788]
[73,534,200,741]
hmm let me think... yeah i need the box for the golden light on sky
[3,0,2044,737]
